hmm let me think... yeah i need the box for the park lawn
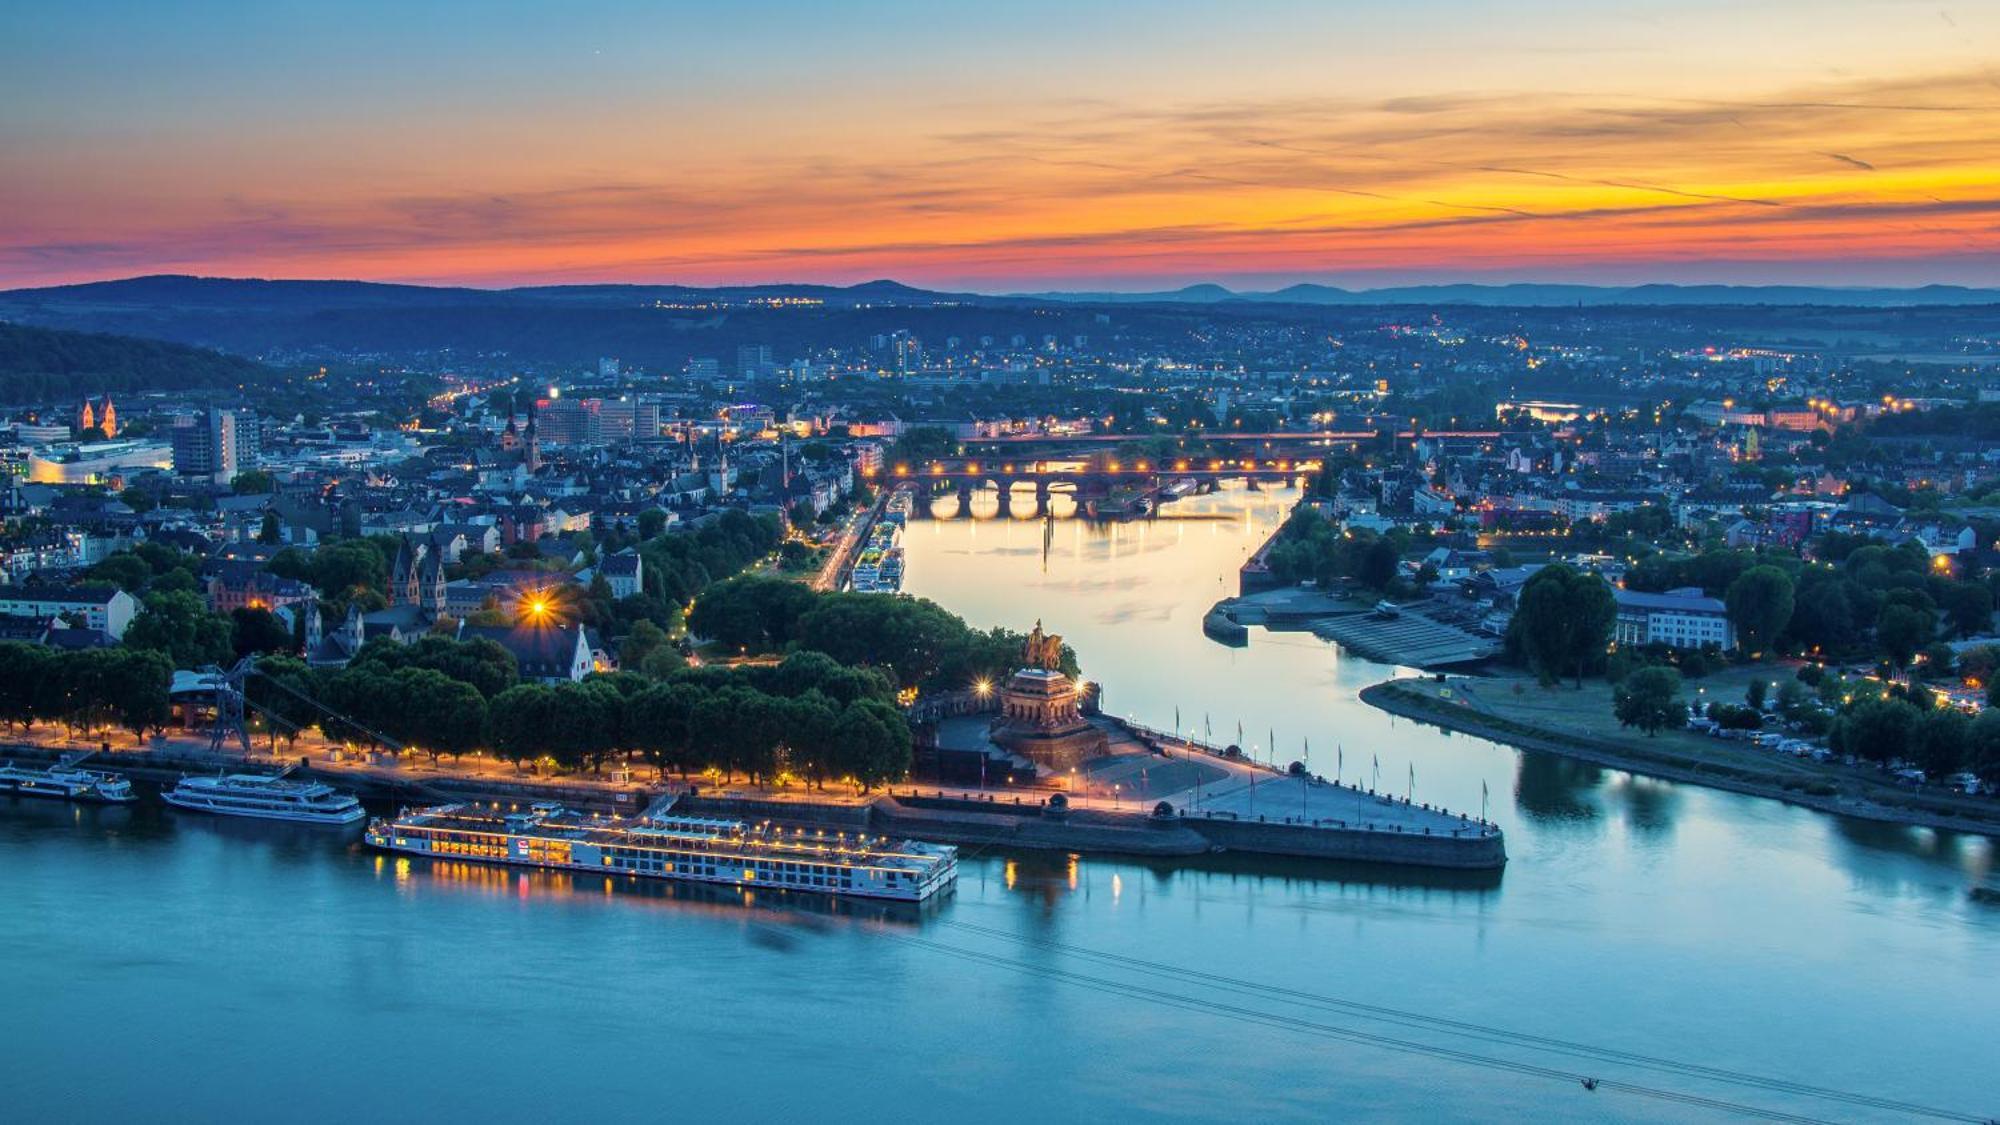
[1432,666,1845,784]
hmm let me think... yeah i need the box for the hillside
[0,320,273,404]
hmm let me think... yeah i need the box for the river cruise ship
[0,755,134,804]
[163,771,365,825]
[366,802,958,902]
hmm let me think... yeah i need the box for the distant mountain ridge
[6,274,1997,312]
[1010,281,2000,307]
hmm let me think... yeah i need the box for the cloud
[5,67,2000,286]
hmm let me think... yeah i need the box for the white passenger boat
[367,801,958,902]
[0,753,135,804]
[163,769,365,825]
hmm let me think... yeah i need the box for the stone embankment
[686,791,1507,870]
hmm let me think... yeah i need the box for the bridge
[967,430,1508,445]
[870,455,1322,518]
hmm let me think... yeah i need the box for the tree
[629,681,705,777]
[257,510,283,545]
[85,552,152,593]
[0,642,52,730]
[1937,581,1994,638]
[1968,711,2000,787]
[1358,536,1400,590]
[1613,666,1686,736]
[125,590,235,668]
[1875,603,1934,673]
[246,655,323,749]
[1725,565,1795,657]
[828,698,912,791]
[1909,708,1969,779]
[1507,565,1615,687]
[1830,698,1920,764]
[396,668,487,761]
[782,690,841,788]
[547,680,624,771]
[230,470,275,494]
[230,607,294,658]
[118,486,156,514]
[101,648,172,741]
[486,684,557,770]
[1745,678,1768,710]
[620,619,669,671]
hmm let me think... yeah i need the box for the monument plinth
[990,621,1107,771]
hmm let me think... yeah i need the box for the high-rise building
[737,344,773,377]
[597,357,621,378]
[687,357,720,380]
[534,397,598,446]
[171,408,258,482]
[596,399,661,443]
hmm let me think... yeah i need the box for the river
[2,485,1995,1123]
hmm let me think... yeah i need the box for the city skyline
[5,1,2000,291]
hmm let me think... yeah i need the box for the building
[737,344,774,377]
[457,623,594,682]
[0,585,140,640]
[534,397,598,447]
[27,440,172,484]
[204,560,317,616]
[596,398,661,443]
[77,396,118,438]
[172,409,260,482]
[600,549,643,599]
[1613,586,1735,651]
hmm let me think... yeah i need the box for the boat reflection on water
[371,852,937,928]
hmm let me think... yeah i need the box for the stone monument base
[991,666,1108,771]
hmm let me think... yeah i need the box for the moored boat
[0,753,135,804]
[367,801,957,902]
[163,769,364,825]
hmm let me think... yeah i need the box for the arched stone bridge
[871,456,1324,518]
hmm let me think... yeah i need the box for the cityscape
[2,3,1998,1123]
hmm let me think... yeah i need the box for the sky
[3,0,1999,292]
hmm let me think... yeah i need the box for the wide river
[4,486,1996,1123]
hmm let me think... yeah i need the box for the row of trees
[1262,510,1407,592]
[688,576,1076,691]
[0,642,173,741]
[246,641,913,791]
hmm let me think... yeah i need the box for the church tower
[524,406,542,473]
[100,398,117,437]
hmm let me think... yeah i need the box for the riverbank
[1361,678,2000,836]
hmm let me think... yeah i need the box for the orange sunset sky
[3,1,1998,291]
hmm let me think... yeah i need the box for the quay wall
[675,795,873,830]
[1190,813,1506,869]
[682,791,1502,868]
